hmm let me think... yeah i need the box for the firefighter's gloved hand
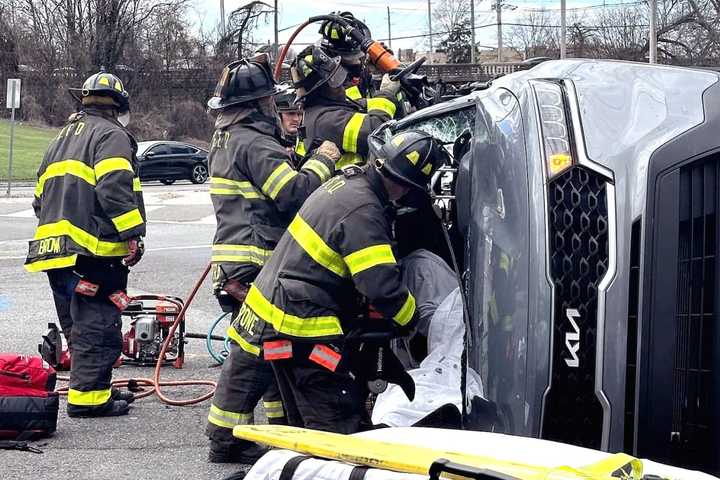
[380,74,401,95]
[122,237,144,267]
[316,141,341,162]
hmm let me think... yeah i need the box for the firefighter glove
[122,237,144,267]
[316,140,342,162]
[380,74,401,95]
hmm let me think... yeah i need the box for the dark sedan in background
[136,141,209,184]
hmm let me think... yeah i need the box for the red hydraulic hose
[274,20,311,80]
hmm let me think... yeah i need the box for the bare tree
[217,1,273,60]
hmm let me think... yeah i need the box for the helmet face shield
[327,64,348,88]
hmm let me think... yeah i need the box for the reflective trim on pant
[208,403,253,429]
[68,388,112,406]
[263,400,285,419]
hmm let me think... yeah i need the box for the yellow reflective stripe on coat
[245,285,343,338]
[132,177,142,191]
[67,388,112,406]
[208,404,253,429]
[94,157,133,179]
[342,113,366,152]
[34,220,129,256]
[226,325,260,356]
[111,208,143,233]
[393,291,416,326]
[336,152,363,169]
[346,85,362,101]
[287,215,348,278]
[35,160,96,196]
[24,254,78,273]
[301,159,332,182]
[263,400,285,419]
[209,177,264,198]
[367,97,397,117]
[344,244,396,276]
[261,163,298,200]
[211,244,273,266]
[295,140,307,157]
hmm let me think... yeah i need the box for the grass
[0,119,58,181]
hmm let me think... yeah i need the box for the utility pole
[387,6,392,50]
[274,0,279,61]
[496,0,503,62]
[560,0,566,58]
[220,0,226,37]
[649,0,657,63]
[427,0,433,64]
[470,0,476,63]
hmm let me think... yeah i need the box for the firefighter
[292,45,400,168]
[231,129,448,434]
[25,70,145,418]
[206,54,341,463]
[275,86,302,153]
[319,12,374,101]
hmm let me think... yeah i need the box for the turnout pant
[206,341,285,448]
[47,259,127,414]
[271,357,371,434]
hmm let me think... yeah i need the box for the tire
[191,163,208,184]
[160,179,175,185]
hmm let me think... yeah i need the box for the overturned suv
[376,60,720,474]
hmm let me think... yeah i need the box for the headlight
[533,81,574,179]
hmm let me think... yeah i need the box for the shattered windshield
[384,106,476,147]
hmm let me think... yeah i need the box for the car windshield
[378,105,476,152]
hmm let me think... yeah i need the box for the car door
[141,144,171,180]
[167,144,196,178]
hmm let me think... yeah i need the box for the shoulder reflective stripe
[262,163,298,200]
[367,97,397,117]
[211,244,273,266]
[111,208,144,233]
[308,344,342,372]
[132,177,142,192]
[67,388,112,406]
[34,220,129,256]
[263,400,285,418]
[393,291,416,326]
[342,113,366,152]
[208,404,253,429]
[336,152,363,169]
[94,157,133,180]
[24,254,78,273]
[344,244,396,276]
[295,140,307,157]
[35,159,96,196]
[301,159,332,183]
[346,86,362,100]
[209,177,264,199]
[287,215,348,278]
[226,325,260,356]
[245,285,343,338]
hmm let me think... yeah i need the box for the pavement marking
[1,208,36,218]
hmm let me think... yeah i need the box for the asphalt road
[0,182,254,480]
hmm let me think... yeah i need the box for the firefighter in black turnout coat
[25,71,145,417]
[232,130,448,433]
[206,54,341,463]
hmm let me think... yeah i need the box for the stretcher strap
[279,455,313,480]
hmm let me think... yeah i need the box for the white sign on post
[6,79,21,109]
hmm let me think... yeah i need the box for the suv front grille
[542,166,609,449]
[672,158,717,467]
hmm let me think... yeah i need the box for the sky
[188,0,633,53]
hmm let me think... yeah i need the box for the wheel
[160,179,175,185]
[190,164,208,184]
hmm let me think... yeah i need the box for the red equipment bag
[0,354,59,440]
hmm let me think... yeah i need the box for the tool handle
[429,459,518,480]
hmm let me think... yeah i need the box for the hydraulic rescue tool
[274,14,437,109]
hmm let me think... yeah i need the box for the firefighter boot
[67,399,131,418]
[208,440,268,464]
[111,388,135,404]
